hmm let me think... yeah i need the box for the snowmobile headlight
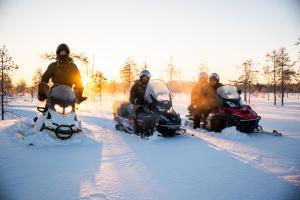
[54,104,64,114]
[54,104,73,115]
[64,106,73,114]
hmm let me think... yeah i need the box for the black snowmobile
[113,79,184,138]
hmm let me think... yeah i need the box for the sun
[82,76,90,87]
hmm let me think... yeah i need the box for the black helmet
[56,43,70,55]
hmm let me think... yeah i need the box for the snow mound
[185,125,251,141]
[14,119,101,147]
[220,127,251,140]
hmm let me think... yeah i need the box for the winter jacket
[41,57,83,96]
[201,82,223,109]
[191,80,207,107]
[129,80,147,105]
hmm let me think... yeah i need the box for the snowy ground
[0,94,300,200]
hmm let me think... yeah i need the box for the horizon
[1,0,300,85]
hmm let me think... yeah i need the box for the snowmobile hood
[48,85,76,107]
[224,106,259,120]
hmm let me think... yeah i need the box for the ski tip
[272,130,282,136]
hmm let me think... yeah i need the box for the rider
[201,72,223,124]
[38,43,86,104]
[189,72,208,129]
[129,70,151,105]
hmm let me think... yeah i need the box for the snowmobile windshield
[145,79,171,105]
[48,85,76,107]
[217,85,240,100]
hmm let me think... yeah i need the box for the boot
[193,116,200,129]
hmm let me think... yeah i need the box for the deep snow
[0,94,300,200]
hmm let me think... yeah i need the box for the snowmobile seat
[118,103,132,117]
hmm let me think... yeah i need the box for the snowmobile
[113,79,184,138]
[33,85,82,139]
[185,85,274,134]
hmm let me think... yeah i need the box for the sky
[0,0,300,85]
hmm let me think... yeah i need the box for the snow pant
[193,104,204,128]
[202,104,218,128]
[188,104,195,114]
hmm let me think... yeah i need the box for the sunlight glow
[82,76,90,87]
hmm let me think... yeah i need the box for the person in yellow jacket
[188,72,208,129]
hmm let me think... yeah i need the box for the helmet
[56,43,70,55]
[198,72,208,80]
[209,72,219,81]
[139,70,151,78]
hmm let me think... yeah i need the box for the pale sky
[1,0,299,85]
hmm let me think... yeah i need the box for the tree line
[232,37,300,106]
[1,36,300,120]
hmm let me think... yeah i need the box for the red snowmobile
[185,85,281,135]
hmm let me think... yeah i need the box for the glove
[37,82,49,101]
[37,91,47,101]
[76,96,87,104]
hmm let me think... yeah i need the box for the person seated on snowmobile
[37,43,87,104]
[129,70,151,105]
[201,72,223,124]
[188,72,208,129]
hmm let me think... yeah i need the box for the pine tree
[266,50,278,105]
[93,71,106,101]
[166,57,179,92]
[32,67,43,96]
[120,57,139,94]
[263,64,271,101]
[275,48,295,106]
[296,67,300,100]
[0,45,19,120]
[141,62,149,70]
[237,59,258,104]
[295,37,300,100]
[15,79,27,97]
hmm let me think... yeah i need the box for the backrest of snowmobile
[48,85,76,107]
[113,101,131,117]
